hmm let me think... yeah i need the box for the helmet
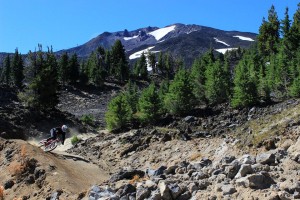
[61,125,68,132]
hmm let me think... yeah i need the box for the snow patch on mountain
[215,48,238,54]
[233,35,255,41]
[129,46,160,60]
[214,37,230,46]
[148,25,176,41]
[124,35,139,40]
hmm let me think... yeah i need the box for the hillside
[1,84,300,199]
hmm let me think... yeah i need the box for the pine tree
[191,50,215,105]
[137,83,161,123]
[125,80,139,114]
[110,40,129,82]
[257,5,280,59]
[58,52,69,85]
[11,49,25,89]
[134,52,148,79]
[69,53,80,84]
[164,69,196,115]
[79,60,89,85]
[231,58,258,108]
[86,50,106,86]
[281,7,291,38]
[2,55,11,85]
[286,3,300,54]
[204,60,229,105]
[289,50,300,97]
[105,93,132,131]
[147,50,156,73]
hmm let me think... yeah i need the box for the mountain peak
[57,23,257,66]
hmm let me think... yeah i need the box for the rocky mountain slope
[57,23,257,66]
[1,83,300,199]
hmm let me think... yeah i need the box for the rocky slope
[1,84,300,199]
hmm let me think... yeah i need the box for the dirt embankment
[0,138,109,199]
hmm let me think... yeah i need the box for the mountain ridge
[56,23,257,66]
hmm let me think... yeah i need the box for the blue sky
[0,0,299,53]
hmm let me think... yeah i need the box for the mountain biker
[46,125,68,145]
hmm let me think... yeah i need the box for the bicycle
[39,138,61,152]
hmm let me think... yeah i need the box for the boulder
[225,160,240,179]
[136,187,151,200]
[234,164,253,179]
[221,184,237,195]
[236,172,276,189]
[256,153,276,165]
[158,181,172,200]
[239,154,256,165]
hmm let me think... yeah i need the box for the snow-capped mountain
[57,23,257,66]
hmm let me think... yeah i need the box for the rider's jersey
[50,127,66,144]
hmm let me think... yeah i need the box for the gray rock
[177,191,192,200]
[121,184,136,196]
[187,182,198,193]
[165,165,178,175]
[221,184,237,195]
[4,179,14,189]
[148,190,161,200]
[225,161,240,179]
[239,154,256,165]
[136,187,151,200]
[252,163,270,172]
[294,191,300,199]
[184,116,195,123]
[169,183,183,199]
[221,156,236,164]
[278,191,292,200]
[256,153,276,165]
[234,164,253,179]
[198,180,210,190]
[158,181,172,200]
[192,171,209,180]
[236,172,276,189]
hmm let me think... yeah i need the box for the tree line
[1,4,300,131]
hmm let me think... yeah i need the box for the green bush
[71,135,80,145]
[105,93,132,131]
[80,114,95,125]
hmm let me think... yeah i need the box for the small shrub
[71,135,80,145]
[80,114,95,125]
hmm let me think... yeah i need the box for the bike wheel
[44,141,58,152]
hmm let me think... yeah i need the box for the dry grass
[129,175,148,185]
[156,127,179,133]
[236,102,300,148]
[189,152,202,161]
[0,185,4,200]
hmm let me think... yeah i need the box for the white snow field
[129,46,160,60]
[214,37,230,46]
[215,48,238,54]
[233,35,255,41]
[123,35,139,40]
[148,25,176,41]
